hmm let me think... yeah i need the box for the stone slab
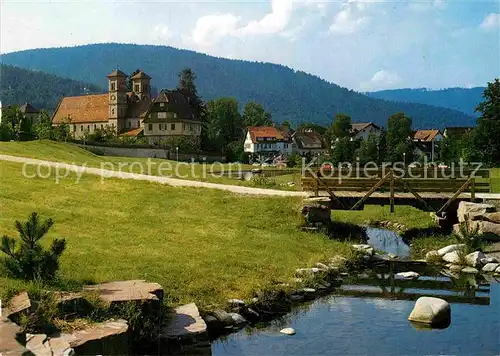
[83,280,163,303]
[4,291,31,319]
[0,316,28,355]
[162,303,207,339]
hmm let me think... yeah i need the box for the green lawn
[0,140,300,190]
[491,168,500,193]
[0,160,351,308]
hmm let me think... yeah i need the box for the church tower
[130,70,152,101]
[106,69,128,131]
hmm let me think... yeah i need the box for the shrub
[455,220,483,254]
[1,212,66,281]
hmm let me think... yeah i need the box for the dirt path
[0,154,308,197]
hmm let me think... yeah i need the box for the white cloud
[480,13,500,30]
[191,13,240,47]
[237,0,294,36]
[409,0,447,12]
[153,25,173,40]
[360,70,402,91]
[329,7,369,34]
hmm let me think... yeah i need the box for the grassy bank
[0,140,301,190]
[0,160,349,308]
[491,168,500,193]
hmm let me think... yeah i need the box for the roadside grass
[0,140,301,190]
[0,160,352,309]
[491,168,500,193]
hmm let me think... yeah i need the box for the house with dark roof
[350,122,381,140]
[52,69,201,144]
[412,129,443,161]
[0,102,40,126]
[292,130,327,156]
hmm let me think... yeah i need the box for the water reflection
[213,270,500,356]
[366,227,410,258]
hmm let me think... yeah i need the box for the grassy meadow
[0,159,352,308]
[0,140,300,190]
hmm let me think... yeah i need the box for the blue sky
[1,0,499,91]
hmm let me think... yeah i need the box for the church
[52,69,201,144]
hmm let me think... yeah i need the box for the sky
[1,0,499,91]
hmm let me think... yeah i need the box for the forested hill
[366,87,486,117]
[0,64,104,111]
[1,43,475,129]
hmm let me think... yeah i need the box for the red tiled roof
[52,94,109,124]
[120,128,144,137]
[413,129,441,142]
[247,126,284,143]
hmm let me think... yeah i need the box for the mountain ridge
[1,43,477,129]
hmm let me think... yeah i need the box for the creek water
[211,229,500,356]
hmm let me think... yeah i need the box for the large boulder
[465,251,486,268]
[483,212,500,223]
[301,204,331,224]
[457,202,496,223]
[26,334,52,356]
[482,263,500,273]
[442,251,461,264]
[476,221,500,242]
[437,244,465,257]
[408,297,451,327]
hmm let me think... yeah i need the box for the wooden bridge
[301,167,494,214]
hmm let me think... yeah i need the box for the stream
[210,228,500,355]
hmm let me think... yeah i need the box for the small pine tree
[1,213,66,281]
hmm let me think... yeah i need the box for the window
[111,82,116,91]
[144,84,147,91]
[94,124,96,130]
[101,124,104,129]
[134,84,140,92]
[112,108,115,115]
[137,121,140,128]
[160,103,165,107]
[171,123,175,130]
[128,121,131,128]
[87,125,90,131]
[73,125,76,132]
[148,124,153,131]
[80,125,83,131]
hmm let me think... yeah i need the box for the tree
[296,122,326,135]
[204,98,244,154]
[329,114,352,139]
[473,78,500,166]
[331,137,354,165]
[377,129,387,163]
[1,212,66,281]
[356,133,379,164]
[242,102,272,127]
[386,112,414,162]
[53,117,72,142]
[0,121,14,141]
[34,110,53,140]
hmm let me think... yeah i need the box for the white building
[351,122,381,140]
[244,126,293,157]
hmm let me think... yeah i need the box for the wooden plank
[312,168,490,179]
[437,178,473,214]
[350,172,392,211]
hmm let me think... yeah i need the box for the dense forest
[0,64,103,111]
[1,43,476,129]
[366,87,485,117]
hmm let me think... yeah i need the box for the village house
[412,129,442,161]
[350,122,381,140]
[291,130,328,156]
[51,69,201,144]
[0,102,40,127]
[443,126,474,138]
[244,126,293,158]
